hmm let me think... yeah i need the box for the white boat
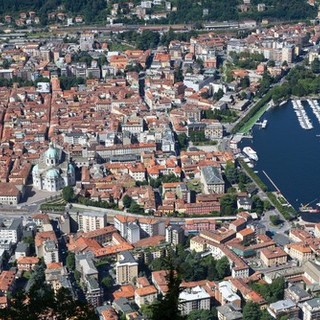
[243,146,258,161]
[279,100,287,106]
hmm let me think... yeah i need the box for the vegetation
[40,197,66,212]
[177,133,188,151]
[219,194,237,216]
[149,247,230,282]
[239,160,296,219]
[204,108,238,123]
[229,51,265,69]
[243,302,275,320]
[249,277,285,303]
[270,214,281,226]
[62,186,75,203]
[59,76,85,90]
[101,275,114,290]
[243,302,262,320]
[187,309,217,320]
[0,0,315,26]
[251,195,265,215]
[239,160,268,191]
[232,90,273,134]
[66,252,75,270]
[267,192,297,220]
[0,263,97,320]
[77,196,119,210]
[224,161,251,191]
[0,0,109,24]
[149,173,180,189]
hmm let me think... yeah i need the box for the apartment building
[260,247,288,267]
[115,251,138,285]
[77,211,108,233]
[179,286,211,316]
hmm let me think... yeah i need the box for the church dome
[45,143,59,159]
[46,168,60,179]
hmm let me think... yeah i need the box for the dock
[292,100,313,130]
[262,170,292,207]
[307,99,320,125]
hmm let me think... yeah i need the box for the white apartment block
[77,211,107,232]
[43,240,59,265]
[179,286,211,315]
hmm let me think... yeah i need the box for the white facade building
[32,143,75,192]
[77,211,108,233]
[179,286,211,315]
[43,240,59,265]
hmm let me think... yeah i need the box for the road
[252,259,297,274]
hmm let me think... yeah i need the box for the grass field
[238,102,269,134]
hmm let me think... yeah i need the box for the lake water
[240,100,320,222]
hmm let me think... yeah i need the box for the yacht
[243,147,258,161]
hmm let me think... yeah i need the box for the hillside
[0,0,317,25]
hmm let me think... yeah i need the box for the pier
[263,170,280,193]
[256,119,268,129]
[292,100,313,130]
[307,99,320,125]
[263,170,292,207]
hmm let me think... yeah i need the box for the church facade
[32,144,76,192]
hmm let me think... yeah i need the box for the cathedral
[32,143,75,192]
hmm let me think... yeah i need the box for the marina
[292,99,313,130]
[240,99,320,221]
[307,99,320,125]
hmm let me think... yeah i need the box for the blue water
[240,100,320,222]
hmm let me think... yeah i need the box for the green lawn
[109,42,134,51]
[238,102,269,134]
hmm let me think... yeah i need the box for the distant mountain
[0,0,317,25]
[0,0,108,24]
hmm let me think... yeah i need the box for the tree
[175,67,184,82]
[224,161,238,184]
[150,266,185,320]
[243,302,261,320]
[66,252,75,270]
[249,277,285,303]
[220,194,237,216]
[122,195,132,208]
[2,59,11,69]
[267,60,276,67]
[136,30,160,50]
[311,57,320,73]
[177,133,188,150]
[270,215,281,225]
[129,201,143,214]
[216,256,231,279]
[213,88,224,100]
[261,310,274,320]
[252,195,264,215]
[102,275,113,290]
[240,76,250,88]
[187,309,216,320]
[62,186,75,202]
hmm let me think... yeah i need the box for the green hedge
[40,204,66,211]
[267,192,297,221]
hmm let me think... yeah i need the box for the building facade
[32,143,75,192]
